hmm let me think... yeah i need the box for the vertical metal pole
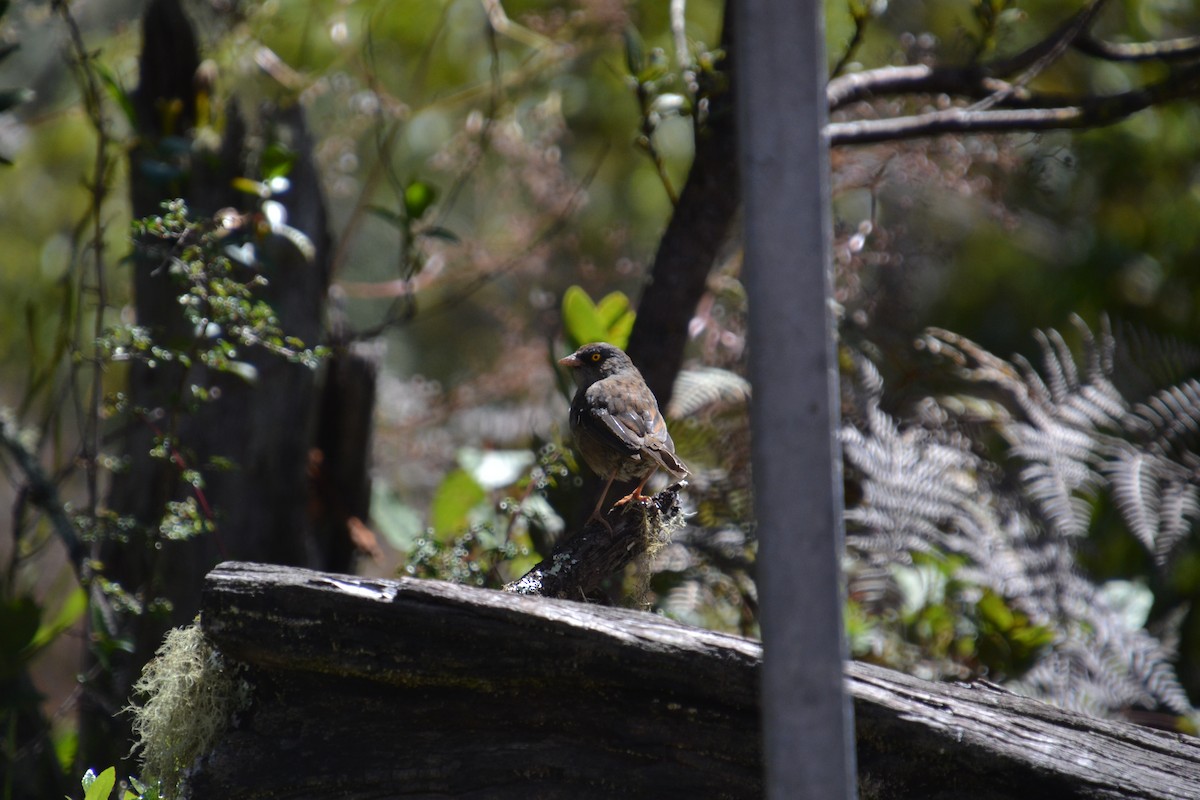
[733,1,857,798]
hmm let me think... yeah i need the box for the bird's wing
[584,382,689,478]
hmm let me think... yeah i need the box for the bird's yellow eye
[590,352,602,362]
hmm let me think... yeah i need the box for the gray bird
[559,342,688,526]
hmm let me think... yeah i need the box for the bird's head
[559,342,634,388]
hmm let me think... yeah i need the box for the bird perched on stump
[559,342,688,527]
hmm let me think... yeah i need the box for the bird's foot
[613,490,646,507]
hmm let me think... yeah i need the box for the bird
[559,342,688,527]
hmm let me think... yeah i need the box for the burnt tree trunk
[186,562,1200,800]
[79,0,375,774]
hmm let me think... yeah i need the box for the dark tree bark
[186,562,1200,800]
[624,3,738,409]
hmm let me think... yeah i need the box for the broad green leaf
[561,286,606,349]
[83,766,116,800]
[28,586,86,654]
[595,291,631,329]
[430,468,486,540]
[605,306,635,350]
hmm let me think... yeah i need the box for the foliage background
[4,0,1200,792]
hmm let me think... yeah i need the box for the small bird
[559,342,688,527]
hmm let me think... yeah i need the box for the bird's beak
[559,354,581,368]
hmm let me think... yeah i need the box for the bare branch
[829,61,1200,145]
[1075,32,1200,63]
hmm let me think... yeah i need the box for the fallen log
[183,562,1200,799]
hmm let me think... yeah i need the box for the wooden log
[189,562,1200,799]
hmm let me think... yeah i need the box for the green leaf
[975,589,1014,630]
[83,767,116,800]
[403,180,437,221]
[595,291,631,328]
[28,586,86,655]
[561,286,606,350]
[261,142,296,181]
[561,287,637,350]
[595,291,635,348]
[94,62,135,127]
[430,468,486,541]
[54,726,77,774]
[231,176,269,198]
[606,310,635,350]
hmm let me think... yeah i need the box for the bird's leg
[586,473,618,531]
[614,470,656,507]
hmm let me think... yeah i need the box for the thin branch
[54,0,113,524]
[828,62,1200,145]
[0,415,87,581]
[1075,32,1200,63]
[828,1,1110,111]
[829,64,999,111]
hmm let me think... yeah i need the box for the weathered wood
[190,562,1200,799]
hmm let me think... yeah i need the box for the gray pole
[733,1,857,797]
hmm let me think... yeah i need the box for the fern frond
[1131,379,1200,457]
[845,324,1200,725]
[667,367,751,419]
